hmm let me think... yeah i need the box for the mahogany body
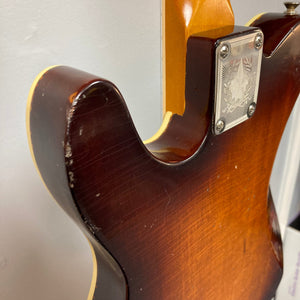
[27,13,300,300]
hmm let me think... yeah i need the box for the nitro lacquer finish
[27,7,300,300]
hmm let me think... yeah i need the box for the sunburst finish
[27,9,300,300]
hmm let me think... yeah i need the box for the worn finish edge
[26,67,126,300]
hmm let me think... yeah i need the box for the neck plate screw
[220,44,230,59]
[215,119,225,133]
[247,102,257,118]
[254,33,263,50]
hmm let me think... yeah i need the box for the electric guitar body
[27,2,300,300]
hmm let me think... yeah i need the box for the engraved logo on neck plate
[213,29,263,135]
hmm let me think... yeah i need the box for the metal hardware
[213,29,263,135]
[284,2,299,15]
[254,33,263,50]
[215,119,225,133]
[220,44,230,59]
[247,102,256,118]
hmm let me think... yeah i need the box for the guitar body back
[27,12,300,300]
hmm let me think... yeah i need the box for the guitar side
[27,13,300,300]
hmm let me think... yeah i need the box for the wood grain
[163,0,234,115]
[27,13,300,300]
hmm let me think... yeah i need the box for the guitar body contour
[27,9,300,300]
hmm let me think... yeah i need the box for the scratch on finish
[79,127,83,136]
[163,187,172,223]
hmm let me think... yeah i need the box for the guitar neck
[163,0,234,115]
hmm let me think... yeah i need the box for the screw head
[215,119,225,133]
[220,44,230,59]
[247,102,256,118]
[254,33,263,50]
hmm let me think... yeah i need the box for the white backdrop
[0,1,298,299]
